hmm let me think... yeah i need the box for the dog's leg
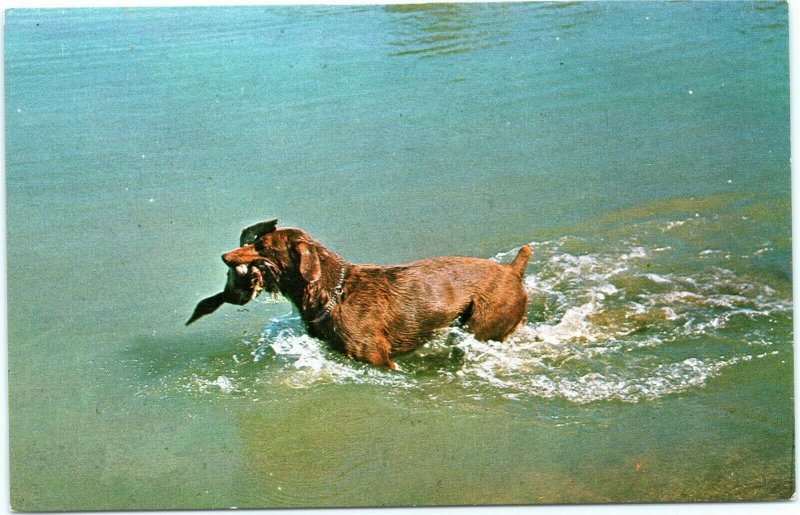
[348,335,396,370]
[465,290,528,341]
[368,336,397,370]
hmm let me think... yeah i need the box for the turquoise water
[5,1,793,509]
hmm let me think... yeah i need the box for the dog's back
[335,246,531,356]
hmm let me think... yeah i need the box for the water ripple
[386,3,510,58]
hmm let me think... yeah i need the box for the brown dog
[187,219,531,369]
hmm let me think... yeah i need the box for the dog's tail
[508,244,532,278]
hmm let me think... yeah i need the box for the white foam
[187,374,240,394]
[622,247,648,260]
[663,218,691,232]
[528,301,602,344]
[252,312,413,389]
[643,273,673,284]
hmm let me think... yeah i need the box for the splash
[249,312,413,390]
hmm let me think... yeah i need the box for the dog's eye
[262,261,279,276]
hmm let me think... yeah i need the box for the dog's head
[186,219,322,325]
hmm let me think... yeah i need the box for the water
[5,2,793,509]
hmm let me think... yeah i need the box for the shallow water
[5,2,793,509]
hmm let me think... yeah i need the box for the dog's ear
[295,241,321,283]
[239,219,278,246]
[222,245,261,267]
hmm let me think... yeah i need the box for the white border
[1,1,797,515]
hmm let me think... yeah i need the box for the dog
[187,219,531,369]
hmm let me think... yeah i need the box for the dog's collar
[309,265,347,324]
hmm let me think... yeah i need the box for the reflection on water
[386,3,510,58]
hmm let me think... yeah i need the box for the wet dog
[187,219,531,369]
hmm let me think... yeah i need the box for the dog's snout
[221,245,259,267]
